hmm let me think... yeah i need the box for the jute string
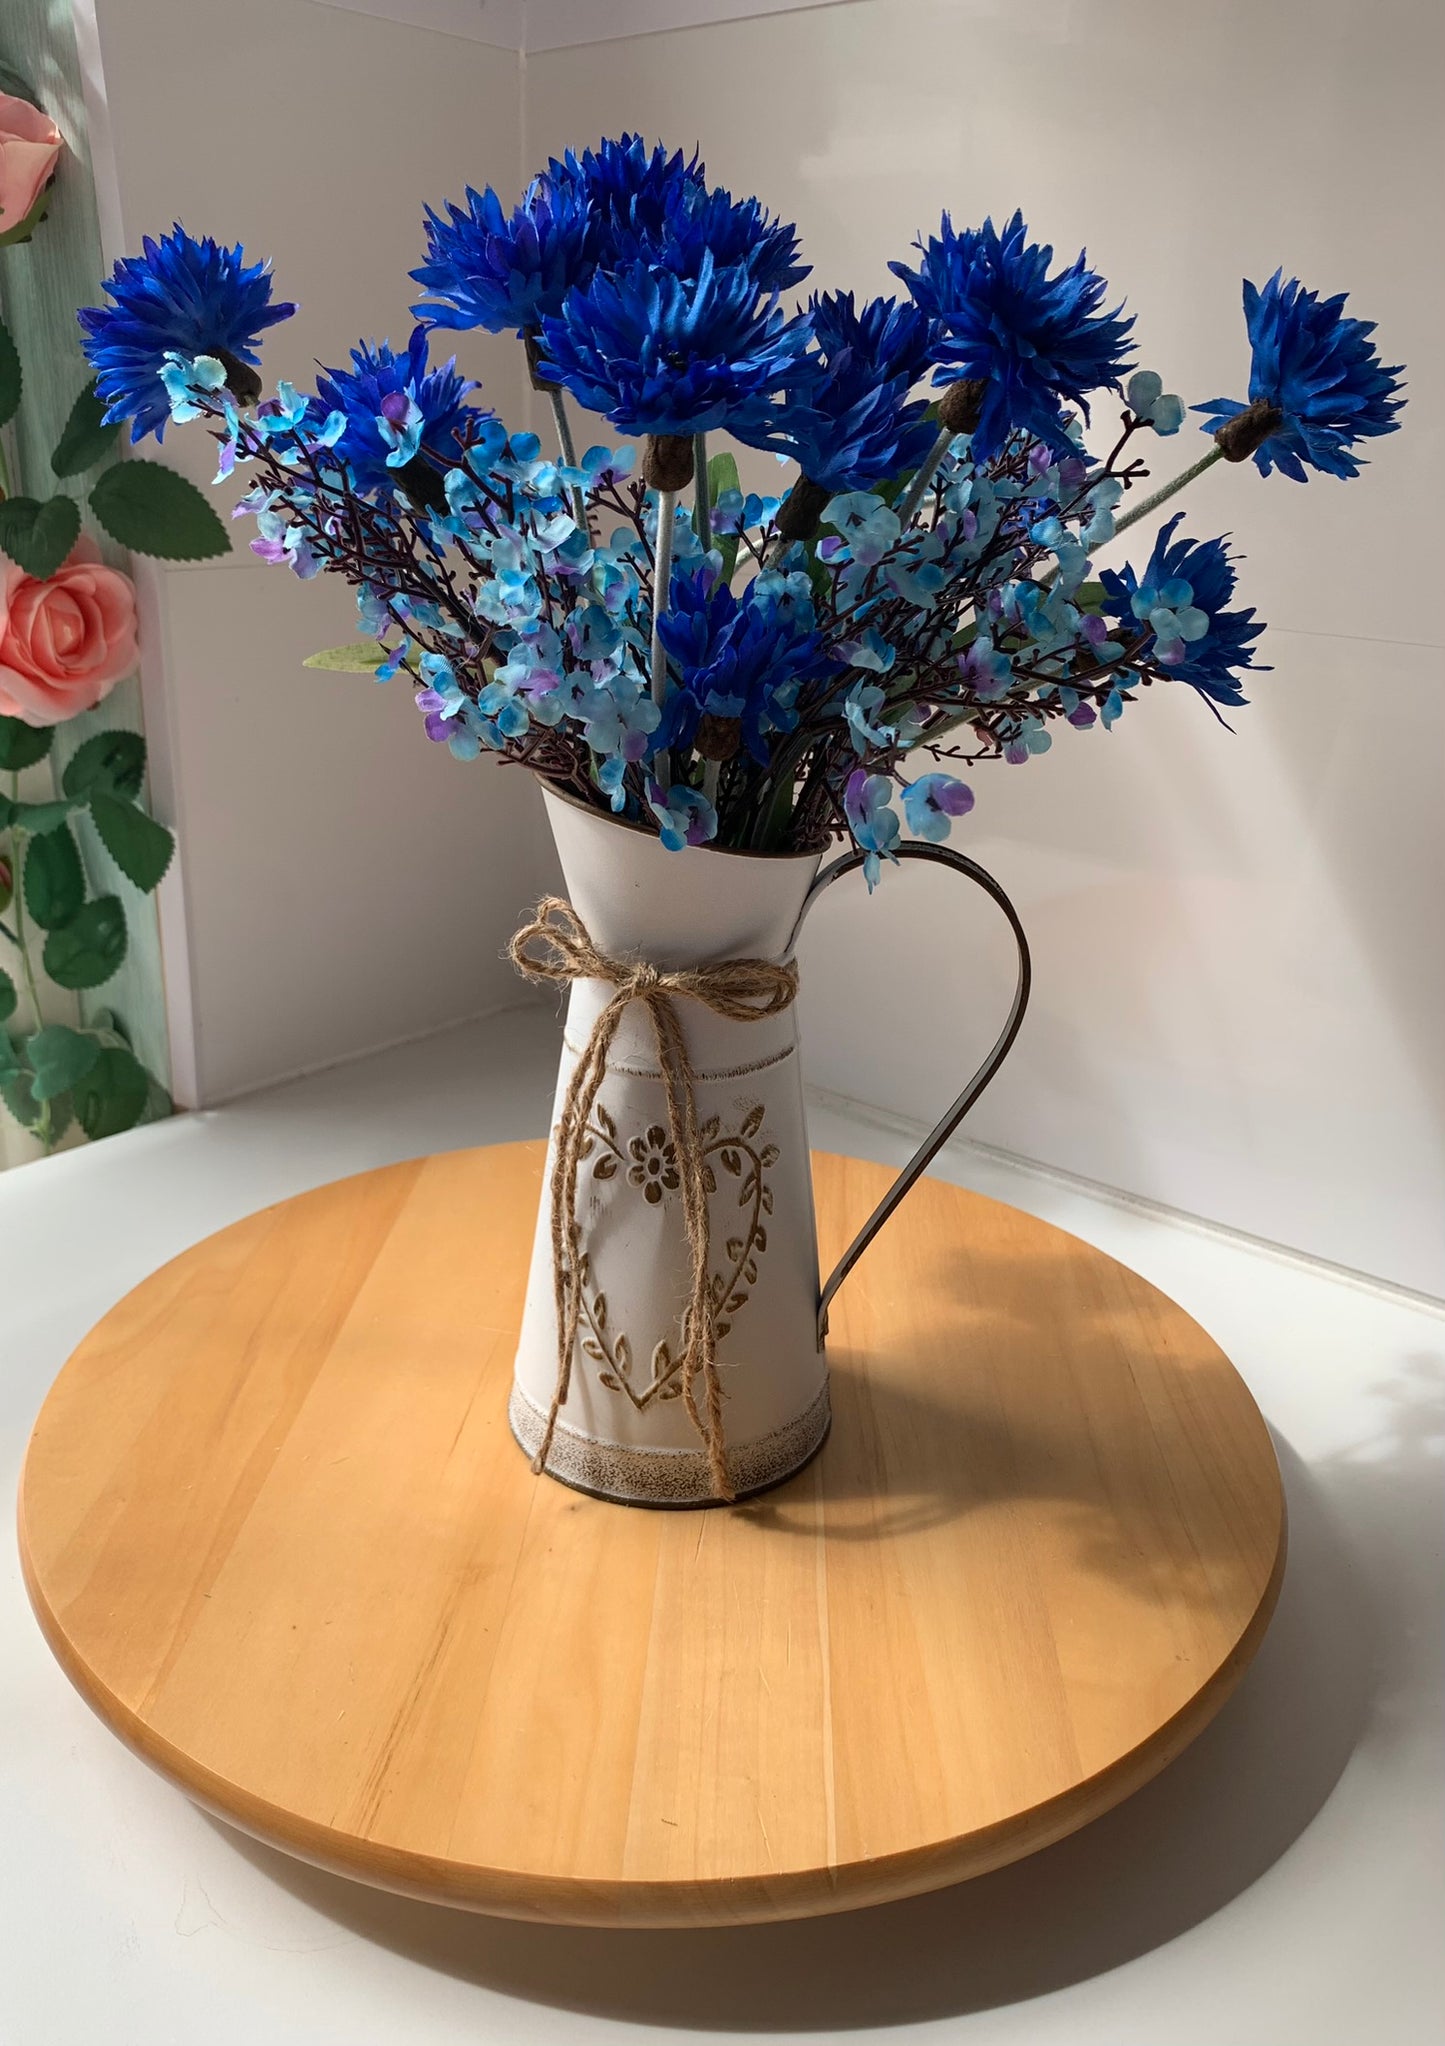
[509,898,799,1502]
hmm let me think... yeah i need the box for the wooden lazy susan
[19,1142,1284,1927]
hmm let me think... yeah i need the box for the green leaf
[90,791,174,892]
[302,643,388,674]
[51,380,121,478]
[0,182,54,252]
[0,968,15,1025]
[23,822,85,928]
[0,715,53,771]
[1074,580,1107,613]
[0,64,38,104]
[89,459,229,561]
[707,451,742,583]
[73,1043,151,1139]
[62,728,146,800]
[0,313,20,430]
[25,1023,101,1100]
[0,1067,43,1129]
[0,494,82,579]
[0,795,75,834]
[42,896,127,989]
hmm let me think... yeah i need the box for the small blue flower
[1099,513,1267,707]
[539,250,810,438]
[1194,270,1405,481]
[844,769,901,889]
[892,210,1134,461]
[313,326,480,502]
[902,773,974,841]
[410,165,593,337]
[648,780,718,851]
[745,292,938,492]
[1126,369,1185,435]
[78,224,296,443]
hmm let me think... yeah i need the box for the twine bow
[509,897,799,1502]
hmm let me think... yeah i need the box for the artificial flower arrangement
[75,138,1403,885]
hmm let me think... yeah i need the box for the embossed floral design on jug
[509,786,1029,1507]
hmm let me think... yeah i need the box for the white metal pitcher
[509,784,1029,1506]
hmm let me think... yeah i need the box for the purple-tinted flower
[901,772,974,841]
[844,768,901,889]
[647,779,718,851]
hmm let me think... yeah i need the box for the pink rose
[0,92,64,235]
[0,536,139,726]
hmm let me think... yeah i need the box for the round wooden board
[19,1143,1284,1928]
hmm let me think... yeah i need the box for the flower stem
[6,776,54,1152]
[649,487,677,786]
[1109,444,1224,544]
[546,385,589,533]
[893,425,953,530]
[693,432,711,553]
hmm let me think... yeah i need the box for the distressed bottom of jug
[508,1380,832,1508]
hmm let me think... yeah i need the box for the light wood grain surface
[18,1143,1284,1926]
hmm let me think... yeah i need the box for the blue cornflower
[655,560,835,764]
[538,250,810,438]
[571,134,703,261]
[313,326,480,503]
[745,292,937,495]
[78,224,296,443]
[410,165,593,336]
[1099,513,1267,708]
[1194,271,1405,481]
[627,179,807,294]
[891,210,1134,462]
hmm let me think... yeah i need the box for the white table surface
[3,1008,1441,2046]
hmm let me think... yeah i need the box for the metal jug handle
[788,844,1032,1345]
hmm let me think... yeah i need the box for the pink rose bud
[0,536,139,727]
[0,91,64,236]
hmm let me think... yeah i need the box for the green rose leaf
[0,312,20,430]
[302,643,389,674]
[26,1023,101,1100]
[0,715,53,771]
[0,493,82,579]
[51,380,122,478]
[23,821,85,928]
[0,1068,43,1129]
[62,728,146,800]
[89,459,229,561]
[90,791,174,892]
[73,1043,151,1139]
[707,450,742,583]
[42,895,127,989]
[0,968,16,1025]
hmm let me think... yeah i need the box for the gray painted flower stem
[1109,444,1224,544]
[650,487,677,785]
[547,386,589,532]
[893,425,954,530]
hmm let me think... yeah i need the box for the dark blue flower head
[1099,513,1267,708]
[625,180,808,294]
[1194,271,1405,481]
[538,250,811,439]
[313,325,480,502]
[656,560,836,763]
[410,165,593,336]
[78,223,296,443]
[739,291,937,492]
[572,134,703,261]
[891,210,1134,462]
